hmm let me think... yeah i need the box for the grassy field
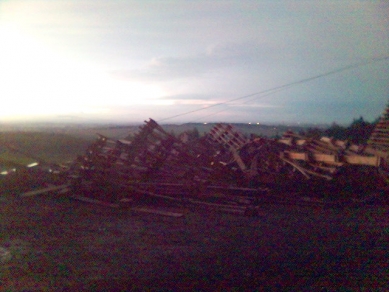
[0,132,91,166]
[0,152,35,168]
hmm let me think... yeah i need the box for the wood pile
[279,131,381,181]
[368,104,389,152]
[68,117,386,209]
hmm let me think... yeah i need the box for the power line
[191,85,294,123]
[157,56,389,123]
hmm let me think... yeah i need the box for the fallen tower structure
[66,117,385,211]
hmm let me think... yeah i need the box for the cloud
[111,47,246,82]
[160,94,214,101]
[1,0,388,124]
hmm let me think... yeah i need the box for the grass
[0,132,90,164]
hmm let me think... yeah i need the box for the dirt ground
[0,193,388,291]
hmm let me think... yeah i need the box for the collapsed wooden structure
[3,104,389,212]
[66,115,386,212]
[368,105,389,152]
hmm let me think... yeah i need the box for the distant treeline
[299,116,378,144]
[164,117,379,144]
[0,116,379,167]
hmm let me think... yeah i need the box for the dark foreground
[0,194,388,291]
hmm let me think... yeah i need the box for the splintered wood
[69,117,385,210]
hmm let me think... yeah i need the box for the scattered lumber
[131,207,184,217]
[71,195,120,208]
[64,117,386,212]
[20,184,70,197]
[6,112,387,214]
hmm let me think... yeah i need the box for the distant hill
[155,123,311,138]
[75,122,311,140]
[1,121,313,139]
[0,122,314,168]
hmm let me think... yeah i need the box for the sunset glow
[0,22,168,120]
[0,0,388,124]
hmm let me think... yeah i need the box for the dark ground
[0,193,388,291]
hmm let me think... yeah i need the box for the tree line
[299,116,379,144]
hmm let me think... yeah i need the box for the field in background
[0,122,310,168]
[0,132,91,168]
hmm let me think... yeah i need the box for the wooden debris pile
[205,124,299,185]
[368,105,389,153]
[68,117,385,209]
[1,115,387,212]
[278,131,381,180]
[71,119,226,202]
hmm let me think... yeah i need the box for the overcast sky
[1,0,388,125]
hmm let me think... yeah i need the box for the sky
[0,0,388,125]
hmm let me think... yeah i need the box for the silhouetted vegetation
[300,116,378,144]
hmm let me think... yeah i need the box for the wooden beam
[70,195,120,208]
[285,152,338,163]
[285,152,309,161]
[188,198,247,210]
[364,146,388,159]
[312,153,338,163]
[278,139,293,146]
[131,207,183,217]
[231,149,247,171]
[280,157,310,179]
[20,184,70,197]
[343,155,380,167]
[296,140,307,146]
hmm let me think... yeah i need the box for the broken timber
[20,184,70,197]
[65,115,387,211]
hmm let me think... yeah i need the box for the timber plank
[131,207,184,217]
[20,184,70,197]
